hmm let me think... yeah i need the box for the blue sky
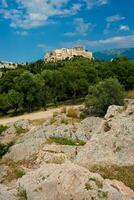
[0,0,134,63]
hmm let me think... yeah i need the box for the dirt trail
[0,105,81,125]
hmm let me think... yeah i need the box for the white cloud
[16,30,28,36]
[64,18,95,36]
[119,25,130,31]
[61,35,134,50]
[0,0,81,29]
[83,0,108,9]
[106,14,125,23]
[104,15,126,34]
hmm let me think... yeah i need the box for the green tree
[8,89,24,114]
[14,72,37,112]
[0,93,10,115]
[85,78,125,116]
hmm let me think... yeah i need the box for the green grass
[48,136,86,146]
[90,165,134,190]
[98,191,108,198]
[0,125,8,135]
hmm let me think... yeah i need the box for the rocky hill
[0,100,134,200]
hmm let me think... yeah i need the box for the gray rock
[17,163,134,200]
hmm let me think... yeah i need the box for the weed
[98,190,108,198]
[18,189,27,200]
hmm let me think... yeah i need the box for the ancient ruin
[45,46,93,62]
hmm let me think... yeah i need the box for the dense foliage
[85,78,125,115]
[0,56,133,115]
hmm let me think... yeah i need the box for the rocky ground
[0,102,134,200]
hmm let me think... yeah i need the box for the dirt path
[0,105,81,125]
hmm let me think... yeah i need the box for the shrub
[48,136,86,146]
[0,125,8,135]
[85,78,125,116]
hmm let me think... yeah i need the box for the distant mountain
[94,48,134,60]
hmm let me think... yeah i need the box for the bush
[85,78,125,116]
[0,125,8,135]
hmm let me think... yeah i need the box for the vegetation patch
[90,165,134,190]
[0,125,8,135]
[47,136,86,146]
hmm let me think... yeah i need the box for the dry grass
[30,119,46,126]
[60,107,67,113]
[127,90,134,99]
[66,107,79,118]
[90,165,134,190]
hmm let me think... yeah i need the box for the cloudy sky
[0,0,134,62]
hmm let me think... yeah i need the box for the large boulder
[75,102,134,167]
[4,116,103,162]
[18,163,134,200]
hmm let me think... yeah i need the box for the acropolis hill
[44,46,93,62]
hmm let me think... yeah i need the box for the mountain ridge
[94,47,134,60]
